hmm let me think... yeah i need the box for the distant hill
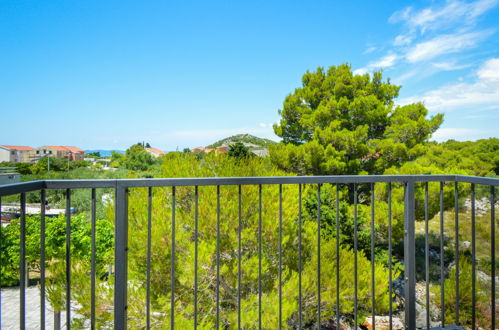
[207,134,278,149]
[84,150,125,158]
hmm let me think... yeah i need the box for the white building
[0,145,36,163]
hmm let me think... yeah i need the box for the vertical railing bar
[335,184,340,329]
[279,184,282,330]
[491,185,496,330]
[354,183,358,329]
[371,183,375,330]
[317,183,321,329]
[114,185,128,329]
[90,188,96,330]
[238,185,242,330]
[388,183,393,330]
[298,184,302,330]
[171,186,175,329]
[471,183,476,329]
[216,185,220,330]
[194,186,198,330]
[440,182,445,327]
[454,182,460,325]
[425,183,430,330]
[40,190,46,330]
[258,184,262,330]
[65,188,71,329]
[146,187,152,330]
[404,182,416,330]
[20,192,26,330]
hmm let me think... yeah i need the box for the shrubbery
[431,259,493,329]
[0,214,114,286]
[117,153,398,328]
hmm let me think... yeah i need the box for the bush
[228,142,252,159]
[0,162,32,175]
[431,258,493,329]
[123,144,155,171]
[119,153,397,328]
[0,214,113,287]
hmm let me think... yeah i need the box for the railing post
[404,182,416,330]
[114,184,128,329]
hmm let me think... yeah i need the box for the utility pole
[47,155,50,172]
[67,152,71,171]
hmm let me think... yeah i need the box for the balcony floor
[1,286,74,329]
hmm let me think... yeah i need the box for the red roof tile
[47,146,69,151]
[1,145,35,151]
[146,147,165,155]
[63,146,84,153]
[46,146,84,152]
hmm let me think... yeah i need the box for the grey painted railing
[0,175,497,329]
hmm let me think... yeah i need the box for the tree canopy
[228,141,252,159]
[123,143,155,171]
[271,64,443,175]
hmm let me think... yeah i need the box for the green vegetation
[431,259,493,329]
[0,214,114,326]
[208,133,277,149]
[0,157,90,175]
[416,204,498,279]
[85,151,101,158]
[0,64,497,328]
[0,161,32,175]
[122,153,399,328]
[228,142,252,159]
[271,64,442,175]
[123,143,156,171]
[108,143,161,173]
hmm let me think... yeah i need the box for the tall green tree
[123,143,155,171]
[228,142,251,159]
[271,64,443,175]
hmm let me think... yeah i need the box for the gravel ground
[1,286,69,329]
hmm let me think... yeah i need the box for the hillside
[207,134,278,149]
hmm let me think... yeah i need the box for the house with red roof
[36,146,85,161]
[146,147,166,158]
[0,145,36,163]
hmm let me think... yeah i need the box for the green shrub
[0,214,113,287]
[431,259,493,329]
[120,153,397,328]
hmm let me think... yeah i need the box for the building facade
[36,146,85,161]
[0,145,36,163]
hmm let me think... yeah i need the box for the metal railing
[0,175,497,329]
[0,167,18,174]
[0,167,20,186]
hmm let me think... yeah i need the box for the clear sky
[1,0,498,150]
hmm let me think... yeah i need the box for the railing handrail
[0,167,19,175]
[1,174,498,196]
[1,174,496,329]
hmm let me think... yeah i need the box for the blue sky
[1,0,498,150]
